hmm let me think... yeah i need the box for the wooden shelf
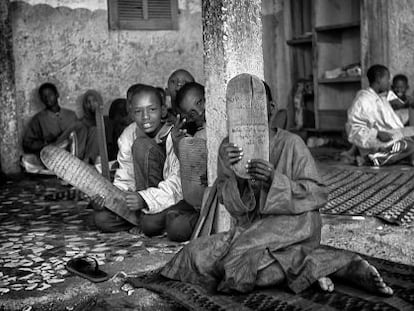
[287,37,312,45]
[286,0,362,131]
[318,76,361,84]
[315,21,360,32]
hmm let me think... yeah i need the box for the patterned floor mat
[127,251,414,311]
[321,167,414,225]
[0,177,182,295]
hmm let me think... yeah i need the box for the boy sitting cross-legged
[92,84,194,241]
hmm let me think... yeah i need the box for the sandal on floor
[66,256,110,283]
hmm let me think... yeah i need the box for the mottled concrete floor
[1,160,413,310]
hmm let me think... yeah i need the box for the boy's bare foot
[318,277,334,292]
[334,257,393,296]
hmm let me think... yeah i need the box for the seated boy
[93,84,195,242]
[22,82,78,173]
[346,64,414,166]
[166,69,195,121]
[164,82,208,240]
[75,89,105,164]
[389,74,414,125]
[174,82,206,138]
[161,76,393,296]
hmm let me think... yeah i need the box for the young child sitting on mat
[92,84,196,242]
[161,82,209,240]
[389,74,414,125]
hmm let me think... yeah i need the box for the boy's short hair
[175,82,205,110]
[127,84,145,101]
[392,74,408,85]
[38,82,58,97]
[109,98,128,120]
[167,69,195,84]
[130,84,163,107]
[367,64,389,84]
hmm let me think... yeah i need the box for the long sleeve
[138,134,183,214]
[346,96,381,150]
[23,116,47,153]
[260,135,327,215]
[217,138,257,219]
[113,123,136,192]
[346,89,404,151]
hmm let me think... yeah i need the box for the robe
[23,108,78,153]
[161,129,356,294]
[346,88,404,155]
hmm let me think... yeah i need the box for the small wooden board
[40,145,139,226]
[226,73,269,179]
[95,101,110,180]
[178,137,207,207]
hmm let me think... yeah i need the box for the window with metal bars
[108,0,178,30]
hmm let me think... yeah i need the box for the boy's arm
[347,97,388,150]
[113,125,136,192]
[260,136,327,215]
[23,116,47,153]
[138,134,183,214]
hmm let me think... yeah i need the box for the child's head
[392,74,409,98]
[175,82,205,130]
[109,98,131,126]
[38,82,59,109]
[167,69,195,103]
[127,84,145,103]
[130,84,165,137]
[367,64,390,93]
[82,90,102,118]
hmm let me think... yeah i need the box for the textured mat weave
[128,251,414,311]
[0,178,182,295]
[320,167,414,224]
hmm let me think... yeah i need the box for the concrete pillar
[0,0,20,174]
[203,0,264,231]
[262,0,293,123]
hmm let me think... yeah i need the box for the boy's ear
[161,105,167,118]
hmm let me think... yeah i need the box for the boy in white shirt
[93,84,196,241]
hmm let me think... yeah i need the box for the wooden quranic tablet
[226,73,269,179]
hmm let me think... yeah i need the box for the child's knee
[141,214,165,237]
[93,210,131,233]
[166,211,198,242]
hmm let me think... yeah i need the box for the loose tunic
[346,88,404,155]
[161,129,355,294]
[23,108,78,153]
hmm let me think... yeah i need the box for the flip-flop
[66,256,110,283]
